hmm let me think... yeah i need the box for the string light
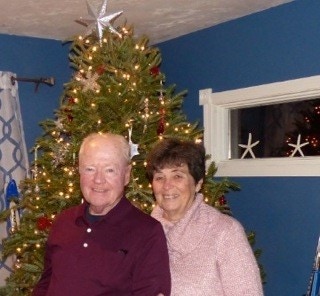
[15,259,21,269]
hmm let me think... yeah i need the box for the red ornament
[150,66,160,77]
[96,65,106,75]
[36,216,53,231]
[157,119,165,135]
[67,114,74,122]
[68,97,76,105]
[157,109,165,135]
[63,107,73,122]
[218,195,227,205]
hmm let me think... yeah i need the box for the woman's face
[152,163,203,222]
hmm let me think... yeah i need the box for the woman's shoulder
[200,202,244,231]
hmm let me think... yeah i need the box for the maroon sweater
[33,197,171,296]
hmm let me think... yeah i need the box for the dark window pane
[230,98,320,159]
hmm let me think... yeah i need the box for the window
[199,75,320,176]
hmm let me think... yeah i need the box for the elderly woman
[146,138,264,296]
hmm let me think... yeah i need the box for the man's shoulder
[124,199,160,227]
[129,202,158,222]
[54,203,84,222]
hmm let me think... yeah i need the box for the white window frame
[199,75,320,176]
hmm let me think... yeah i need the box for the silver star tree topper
[76,0,123,40]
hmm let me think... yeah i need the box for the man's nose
[93,170,106,183]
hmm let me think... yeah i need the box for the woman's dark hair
[146,138,206,183]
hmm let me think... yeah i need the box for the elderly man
[33,133,171,296]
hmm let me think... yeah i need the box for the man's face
[79,137,131,215]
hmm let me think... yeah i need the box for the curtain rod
[11,76,55,92]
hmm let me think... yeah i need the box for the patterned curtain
[0,72,29,285]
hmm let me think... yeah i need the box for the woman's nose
[162,178,172,189]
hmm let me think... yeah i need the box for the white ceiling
[0,0,293,44]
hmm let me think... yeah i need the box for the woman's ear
[195,179,203,193]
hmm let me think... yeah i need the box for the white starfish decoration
[54,118,64,130]
[288,134,309,157]
[75,71,101,92]
[76,0,123,40]
[238,133,260,159]
[128,127,139,159]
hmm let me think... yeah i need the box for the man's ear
[125,164,132,185]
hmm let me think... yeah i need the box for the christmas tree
[0,9,260,295]
[283,98,320,157]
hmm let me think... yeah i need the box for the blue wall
[0,34,72,155]
[157,0,320,295]
[1,0,320,294]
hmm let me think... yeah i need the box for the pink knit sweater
[151,194,264,296]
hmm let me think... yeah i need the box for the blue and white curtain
[0,72,29,285]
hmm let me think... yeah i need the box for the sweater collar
[152,193,209,259]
